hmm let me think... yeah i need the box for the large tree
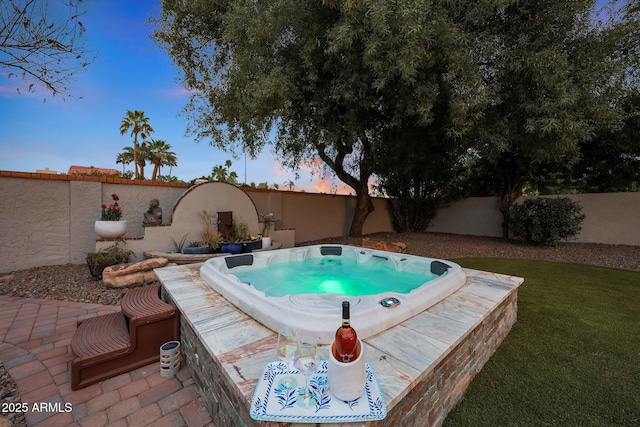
[570,91,640,192]
[119,110,154,180]
[465,0,636,238]
[211,165,227,183]
[153,0,492,236]
[0,0,94,98]
[374,71,470,232]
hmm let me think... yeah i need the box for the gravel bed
[0,264,124,306]
[0,232,637,426]
[303,232,640,271]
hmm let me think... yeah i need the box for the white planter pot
[94,220,128,239]
[262,236,272,248]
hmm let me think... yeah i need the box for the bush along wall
[509,197,586,246]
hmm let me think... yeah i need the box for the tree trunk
[500,196,511,240]
[348,184,375,237]
[499,179,523,240]
[313,138,375,238]
[133,135,140,180]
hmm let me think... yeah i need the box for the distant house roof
[35,168,58,174]
[68,165,119,176]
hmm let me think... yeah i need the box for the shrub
[509,197,586,246]
[86,243,134,280]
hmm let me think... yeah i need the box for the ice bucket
[327,339,366,401]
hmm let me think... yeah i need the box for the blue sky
[0,1,618,193]
[0,0,348,193]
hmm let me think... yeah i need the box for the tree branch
[0,0,94,98]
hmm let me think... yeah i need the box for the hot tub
[200,245,467,343]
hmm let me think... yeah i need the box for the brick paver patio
[0,295,215,427]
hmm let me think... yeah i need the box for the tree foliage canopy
[460,0,639,237]
[153,0,498,235]
[153,0,639,236]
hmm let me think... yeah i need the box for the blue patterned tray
[250,360,386,423]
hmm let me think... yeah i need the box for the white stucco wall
[101,182,264,260]
[430,197,504,238]
[550,193,640,245]
[1,178,72,267]
[0,172,638,273]
[429,193,640,245]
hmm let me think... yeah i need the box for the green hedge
[509,197,585,246]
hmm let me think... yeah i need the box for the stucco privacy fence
[0,170,638,273]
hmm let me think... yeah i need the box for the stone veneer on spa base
[157,263,523,427]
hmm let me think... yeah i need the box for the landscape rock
[102,258,168,277]
[102,258,167,288]
[103,270,159,288]
[362,238,407,253]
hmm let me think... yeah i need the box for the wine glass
[293,335,318,408]
[277,326,297,371]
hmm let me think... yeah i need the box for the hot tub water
[231,257,437,297]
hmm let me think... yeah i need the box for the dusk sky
[0,0,351,194]
[0,1,617,194]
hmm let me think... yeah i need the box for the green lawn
[443,258,640,426]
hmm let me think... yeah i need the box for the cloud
[0,82,14,93]
[312,177,354,195]
[0,83,38,98]
[161,87,192,98]
[270,159,289,177]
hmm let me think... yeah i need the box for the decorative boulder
[102,258,168,288]
[361,238,407,254]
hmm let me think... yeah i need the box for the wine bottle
[332,301,361,363]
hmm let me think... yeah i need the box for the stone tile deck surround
[156,263,523,427]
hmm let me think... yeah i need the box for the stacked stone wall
[166,286,519,427]
[386,291,517,426]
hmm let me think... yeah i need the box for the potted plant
[233,219,261,253]
[205,231,223,252]
[170,233,189,253]
[234,219,250,242]
[94,193,128,239]
[200,211,223,252]
[86,242,134,280]
[221,240,243,254]
[182,240,210,254]
[221,220,245,254]
[261,212,274,248]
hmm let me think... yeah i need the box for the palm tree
[116,147,136,179]
[136,141,151,180]
[285,179,295,191]
[211,165,227,182]
[163,151,178,181]
[146,139,177,181]
[119,110,154,179]
[115,151,132,174]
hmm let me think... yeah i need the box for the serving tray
[250,360,386,423]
